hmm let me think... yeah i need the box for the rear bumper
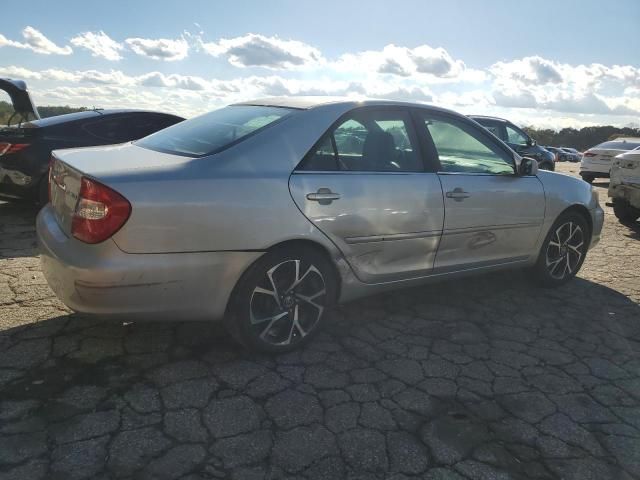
[580,159,610,175]
[609,183,640,209]
[0,165,38,200]
[37,205,262,321]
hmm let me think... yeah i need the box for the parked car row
[545,147,582,163]
[0,78,184,205]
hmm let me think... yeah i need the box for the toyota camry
[38,97,604,352]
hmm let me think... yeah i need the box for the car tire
[531,211,589,288]
[580,174,594,184]
[613,199,640,224]
[226,246,337,353]
[539,162,553,171]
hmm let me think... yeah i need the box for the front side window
[505,125,529,146]
[301,109,422,172]
[136,105,293,157]
[420,116,514,175]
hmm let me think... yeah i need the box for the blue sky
[1,0,639,128]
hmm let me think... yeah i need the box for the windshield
[136,105,294,157]
[595,140,640,150]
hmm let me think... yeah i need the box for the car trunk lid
[0,78,40,125]
[584,148,629,165]
[49,143,195,237]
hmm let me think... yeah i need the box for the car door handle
[306,188,340,204]
[445,188,471,201]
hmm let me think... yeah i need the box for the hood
[0,78,40,123]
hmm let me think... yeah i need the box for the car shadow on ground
[1,269,639,478]
[0,201,40,259]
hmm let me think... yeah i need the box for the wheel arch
[224,238,343,318]
[561,204,593,239]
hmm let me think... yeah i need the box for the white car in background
[580,137,640,183]
[609,149,640,224]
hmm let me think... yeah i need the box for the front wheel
[613,199,640,224]
[227,246,337,353]
[531,212,589,287]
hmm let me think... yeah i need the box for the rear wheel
[532,212,589,287]
[613,199,640,224]
[580,173,594,184]
[227,246,336,353]
[539,162,553,171]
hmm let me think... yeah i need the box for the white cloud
[334,44,482,83]
[71,31,124,61]
[491,56,562,86]
[0,26,72,55]
[125,36,189,61]
[201,33,323,69]
[138,72,209,90]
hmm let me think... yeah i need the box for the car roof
[27,109,182,128]
[467,115,508,123]
[234,96,446,111]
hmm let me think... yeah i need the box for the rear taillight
[71,177,131,244]
[584,152,596,157]
[0,143,30,156]
[47,157,55,203]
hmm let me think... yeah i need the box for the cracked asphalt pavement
[1,163,639,480]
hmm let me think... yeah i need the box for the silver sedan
[38,97,604,352]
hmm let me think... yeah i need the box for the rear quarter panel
[107,105,353,255]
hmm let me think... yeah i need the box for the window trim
[295,105,427,174]
[411,109,517,176]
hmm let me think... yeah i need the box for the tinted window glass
[83,117,129,143]
[300,110,421,172]
[421,116,514,175]
[483,125,501,138]
[137,106,293,156]
[595,140,640,150]
[505,125,528,145]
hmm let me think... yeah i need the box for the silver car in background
[38,97,604,352]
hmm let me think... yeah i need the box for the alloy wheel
[545,221,585,280]
[249,259,326,346]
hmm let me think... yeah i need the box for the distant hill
[0,101,88,125]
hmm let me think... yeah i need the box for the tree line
[523,125,640,151]
[0,101,87,125]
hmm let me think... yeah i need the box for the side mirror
[526,138,535,147]
[518,156,539,176]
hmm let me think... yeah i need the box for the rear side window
[136,106,293,157]
[300,109,422,172]
[595,140,640,150]
[83,117,131,143]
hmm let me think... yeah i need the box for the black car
[0,78,184,204]
[544,146,565,162]
[469,115,555,171]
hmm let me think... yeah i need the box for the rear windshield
[595,140,640,150]
[136,105,294,157]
